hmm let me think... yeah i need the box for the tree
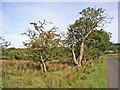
[66,25,81,65]
[66,7,112,67]
[0,37,11,49]
[0,37,11,60]
[83,30,112,61]
[22,19,61,73]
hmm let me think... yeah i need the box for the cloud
[2,2,118,48]
[2,3,71,47]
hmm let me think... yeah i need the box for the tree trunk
[41,61,47,73]
[78,38,85,67]
[40,55,47,73]
[77,30,91,67]
[40,63,43,72]
[72,49,78,65]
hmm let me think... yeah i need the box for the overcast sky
[0,2,118,48]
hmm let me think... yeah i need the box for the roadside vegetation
[2,56,107,88]
[107,54,120,61]
[1,7,118,88]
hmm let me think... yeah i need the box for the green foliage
[66,7,112,65]
[113,43,120,53]
[83,30,111,61]
[2,48,29,60]
[88,30,111,51]
[2,47,70,62]
[104,42,120,54]
[22,20,61,63]
[50,47,70,61]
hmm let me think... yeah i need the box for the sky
[0,1,118,48]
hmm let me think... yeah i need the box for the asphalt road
[107,56,119,88]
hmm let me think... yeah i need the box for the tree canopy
[22,19,61,73]
[66,7,112,67]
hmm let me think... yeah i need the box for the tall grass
[2,56,107,88]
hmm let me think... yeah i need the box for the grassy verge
[115,57,120,60]
[2,56,107,88]
[107,54,120,60]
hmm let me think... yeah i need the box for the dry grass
[106,54,120,60]
[1,56,107,88]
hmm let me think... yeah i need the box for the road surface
[107,56,119,89]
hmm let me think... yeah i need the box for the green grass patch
[115,57,120,60]
[2,56,107,88]
[118,57,120,60]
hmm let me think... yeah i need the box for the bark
[78,30,92,67]
[72,49,78,65]
[40,55,47,73]
[78,38,85,67]
[40,63,43,72]
[41,61,47,73]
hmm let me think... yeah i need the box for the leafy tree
[66,25,79,65]
[0,37,11,49]
[22,19,61,73]
[0,37,11,60]
[66,7,112,67]
[83,30,112,61]
[112,43,120,53]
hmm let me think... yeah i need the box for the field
[1,56,107,88]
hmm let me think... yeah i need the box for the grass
[115,57,120,60]
[107,54,120,60]
[1,56,107,88]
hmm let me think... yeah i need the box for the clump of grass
[46,62,68,72]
